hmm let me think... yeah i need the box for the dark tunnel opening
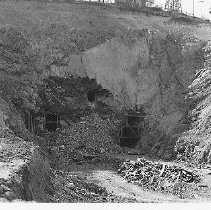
[45,113,59,132]
[119,115,141,148]
[87,90,96,102]
[119,107,146,149]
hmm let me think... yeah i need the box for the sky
[155,0,211,19]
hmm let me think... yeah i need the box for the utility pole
[193,0,195,16]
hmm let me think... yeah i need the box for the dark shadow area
[119,114,142,148]
[120,137,139,148]
[87,90,96,102]
[127,116,139,127]
[87,88,110,103]
[45,114,58,132]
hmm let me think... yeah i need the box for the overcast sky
[155,0,211,19]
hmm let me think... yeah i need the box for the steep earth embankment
[176,41,211,164]
[0,128,53,202]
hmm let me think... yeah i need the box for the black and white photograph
[0,0,211,208]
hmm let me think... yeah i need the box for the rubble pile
[50,170,136,203]
[118,157,201,197]
[50,114,121,152]
[47,114,122,166]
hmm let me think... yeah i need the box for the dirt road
[87,170,188,203]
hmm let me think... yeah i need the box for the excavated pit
[0,13,209,202]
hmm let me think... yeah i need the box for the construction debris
[118,157,201,197]
[48,114,121,152]
[45,114,122,167]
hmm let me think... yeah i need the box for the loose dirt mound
[46,114,122,169]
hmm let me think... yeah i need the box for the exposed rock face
[176,41,211,164]
[41,29,204,155]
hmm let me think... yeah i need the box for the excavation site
[1,0,211,203]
